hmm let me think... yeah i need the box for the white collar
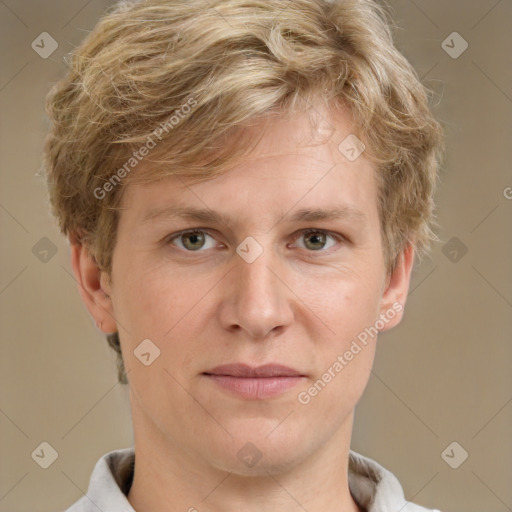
[67,447,440,512]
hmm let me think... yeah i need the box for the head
[42,0,443,474]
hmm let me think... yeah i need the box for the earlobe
[378,242,415,332]
[70,242,118,334]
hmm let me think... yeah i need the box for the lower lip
[204,375,304,399]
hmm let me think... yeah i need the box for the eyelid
[296,228,346,243]
[165,228,347,254]
[291,229,346,256]
[165,228,220,250]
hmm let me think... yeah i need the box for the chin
[205,423,312,476]
[216,447,307,477]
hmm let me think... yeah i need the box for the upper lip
[204,364,304,378]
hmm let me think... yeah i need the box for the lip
[203,364,306,400]
[205,363,304,378]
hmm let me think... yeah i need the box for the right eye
[166,229,219,252]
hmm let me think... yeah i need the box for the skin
[71,101,415,512]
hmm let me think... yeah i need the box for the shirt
[64,447,441,512]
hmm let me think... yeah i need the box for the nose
[218,246,295,340]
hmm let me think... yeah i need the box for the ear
[69,242,118,334]
[378,242,415,332]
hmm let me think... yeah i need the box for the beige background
[1,1,511,511]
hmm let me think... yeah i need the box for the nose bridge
[222,241,294,339]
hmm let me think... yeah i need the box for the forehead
[118,103,379,229]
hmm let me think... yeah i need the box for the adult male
[43,0,444,510]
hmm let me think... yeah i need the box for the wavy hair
[42,0,445,384]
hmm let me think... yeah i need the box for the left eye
[294,229,340,251]
[166,229,342,252]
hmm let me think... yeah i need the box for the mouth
[204,363,305,378]
[202,364,306,400]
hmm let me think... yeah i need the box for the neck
[127,407,362,512]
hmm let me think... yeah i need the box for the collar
[68,447,439,512]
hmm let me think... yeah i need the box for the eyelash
[165,228,347,257]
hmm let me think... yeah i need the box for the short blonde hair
[42,0,444,384]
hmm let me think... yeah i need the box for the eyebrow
[140,204,368,228]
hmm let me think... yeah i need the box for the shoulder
[348,450,442,512]
[63,495,93,512]
[63,447,135,512]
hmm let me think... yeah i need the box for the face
[74,102,414,475]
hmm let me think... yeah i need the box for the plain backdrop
[0,1,511,511]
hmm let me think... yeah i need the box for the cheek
[113,263,207,349]
[316,289,379,380]
[297,277,380,417]
[298,267,382,341]
[119,270,207,401]
[119,264,224,382]
[294,269,381,398]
